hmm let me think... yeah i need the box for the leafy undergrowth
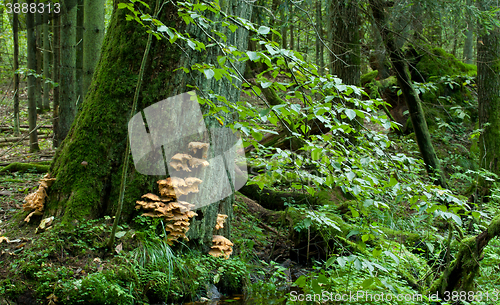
[0,172,293,304]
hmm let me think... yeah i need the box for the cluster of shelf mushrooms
[135,141,234,258]
[23,173,56,222]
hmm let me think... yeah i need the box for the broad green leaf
[187,40,196,50]
[337,256,346,268]
[247,51,260,61]
[372,247,383,257]
[345,109,356,120]
[294,275,307,287]
[257,26,270,35]
[204,69,215,79]
[251,131,263,141]
[361,277,374,288]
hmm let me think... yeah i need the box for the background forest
[0,0,500,304]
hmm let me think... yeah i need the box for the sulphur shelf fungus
[215,214,228,230]
[23,173,56,222]
[189,157,209,169]
[169,153,192,172]
[157,177,203,198]
[136,192,197,243]
[209,235,233,259]
[188,142,210,159]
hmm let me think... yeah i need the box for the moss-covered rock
[361,70,378,85]
[415,47,477,81]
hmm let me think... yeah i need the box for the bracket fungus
[209,235,233,259]
[215,214,228,230]
[189,157,209,169]
[136,187,197,243]
[23,173,56,222]
[170,153,193,172]
[188,142,210,159]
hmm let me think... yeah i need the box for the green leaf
[312,279,321,294]
[117,3,129,9]
[204,69,215,79]
[261,81,273,88]
[251,131,263,141]
[318,274,329,284]
[354,258,362,270]
[388,177,398,187]
[294,275,307,287]
[450,213,462,226]
[345,109,356,120]
[346,171,355,182]
[326,256,336,268]
[337,256,346,268]
[115,231,127,239]
[372,247,383,257]
[187,40,196,50]
[361,277,374,289]
[247,51,260,61]
[257,26,270,35]
[311,148,322,161]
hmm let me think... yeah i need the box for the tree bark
[52,11,61,148]
[315,0,324,75]
[43,10,50,111]
[75,0,84,106]
[12,0,20,136]
[82,0,105,99]
[45,0,252,247]
[477,0,500,199]
[54,0,77,147]
[370,0,446,188]
[27,0,40,152]
[35,1,43,112]
[327,0,360,86]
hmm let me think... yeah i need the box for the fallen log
[239,183,320,210]
[0,162,50,174]
[0,134,51,143]
[429,215,500,297]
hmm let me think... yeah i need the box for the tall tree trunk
[463,0,475,64]
[290,23,294,50]
[82,0,105,99]
[45,0,252,247]
[27,0,40,152]
[0,4,4,68]
[55,0,77,147]
[370,0,447,187]
[36,2,43,112]
[12,0,20,136]
[328,0,360,86]
[477,0,500,199]
[43,10,50,111]
[75,0,84,106]
[315,0,324,75]
[52,11,61,148]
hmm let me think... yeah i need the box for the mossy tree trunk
[477,0,500,200]
[370,0,447,188]
[327,0,360,86]
[42,10,50,111]
[27,0,40,152]
[46,0,251,247]
[463,0,475,64]
[12,0,20,136]
[55,0,77,147]
[430,216,500,296]
[82,0,105,100]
